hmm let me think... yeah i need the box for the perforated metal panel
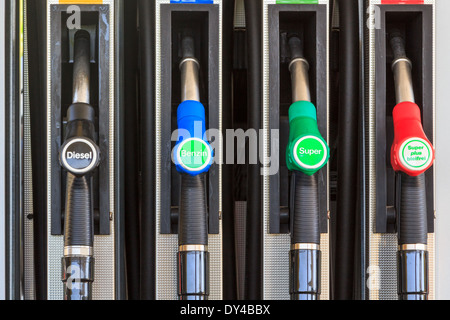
[234,201,246,300]
[23,0,36,300]
[262,0,331,300]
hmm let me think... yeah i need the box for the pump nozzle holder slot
[50,5,111,240]
[268,5,329,236]
[391,101,434,176]
[374,6,434,237]
[160,5,220,237]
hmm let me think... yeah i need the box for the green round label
[177,138,211,172]
[400,138,432,171]
[293,136,328,170]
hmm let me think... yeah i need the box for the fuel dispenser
[263,0,331,300]
[6,0,450,302]
[154,0,223,300]
[366,0,436,300]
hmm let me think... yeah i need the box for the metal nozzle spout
[288,36,311,103]
[180,35,200,102]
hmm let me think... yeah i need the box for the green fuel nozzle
[286,35,326,300]
[286,36,329,176]
[286,101,329,175]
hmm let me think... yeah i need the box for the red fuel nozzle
[390,101,434,176]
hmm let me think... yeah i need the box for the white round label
[61,138,99,175]
[399,138,433,171]
[176,138,212,173]
[292,135,328,170]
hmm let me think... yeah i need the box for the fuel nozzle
[389,29,432,301]
[60,30,100,176]
[174,34,210,301]
[173,34,213,176]
[286,35,329,176]
[285,35,327,301]
[389,29,434,177]
[60,29,98,300]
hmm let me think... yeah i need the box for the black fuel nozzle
[60,29,99,301]
[60,30,100,177]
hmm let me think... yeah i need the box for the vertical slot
[159,4,220,235]
[268,5,328,235]
[51,7,111,237]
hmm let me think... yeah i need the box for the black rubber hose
[390,29,407,60]
[181,36,195,59]
[290,173,320,301]
[335,0,360,300]
[222,0,237,300]
[244,0,263,300]
[398,174,428,245]
[124,0,140,300]
[178,175,208,246]
[139,0,156,300]
[357,0,367,301]
[27,0,48,300]
[64,174,94,247]
[292,172,320,245]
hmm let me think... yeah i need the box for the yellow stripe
[59,0,103,4]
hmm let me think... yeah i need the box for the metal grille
[366,1,396,300]
[23,0,36,301]
[234,201,246,300]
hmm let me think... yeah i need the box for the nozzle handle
[286,101,329,175]
[390,101,434,176]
